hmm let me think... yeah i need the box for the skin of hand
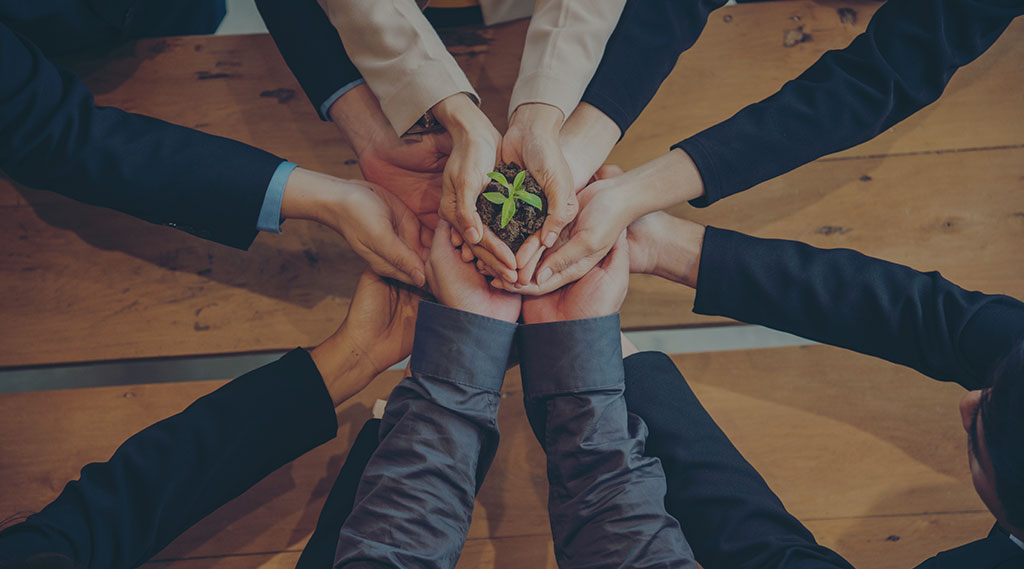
[281,167,427,287]
[520,230,631,324]
[427,219,521,322]
[329,84,452,229]
[453,102,621,284]
[310,269,424,406]
[501,103,578,271]
[505,147,705,294]
[625,210,705,288]
[431,93,519,281]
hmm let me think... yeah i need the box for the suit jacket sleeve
[318,0,478,135]
[693,227,1024,390]
[255,0,363,120]
[508,0,627,121]
[674,0,1024,207]
[0,349,338,569]
[0,23,286,250]
[580,0,726,135]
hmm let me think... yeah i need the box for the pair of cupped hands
[320,88,649,298]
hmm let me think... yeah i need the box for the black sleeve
[693,227,1024,390]
[0,349,338,569]
[580,0,726,135]
[255,0,363,120]
[675,0,1024,207]
[0,23,284,250]
[622,352,855,569]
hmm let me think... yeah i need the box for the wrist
[310,333,379,406]
[509,102,563,135]
[328,84,389,156]
[280,168,332,223]
[618,149,705,220]
[654,217,705,289]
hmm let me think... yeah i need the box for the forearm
[0,24,282,250]
[691,227,1024,389]
[676,0,1024,207]
[321,0,477,135]
[559,102,621,190]
[0,350,338,569]
[519,315,694,568]
[622,352,855,569]
[334,301,515,568]
[581,0,726,134]
[509,0,627,122]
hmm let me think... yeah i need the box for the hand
[311,269,424,405]
[330,84,452,229]
[627,211,706,289]
[492,164,634,295]
[281,168,428,287]
[559,102,622,195]
[427,220,521,322]
[502,103,578,274]
[520,230,630,324]
[431,93,518,279]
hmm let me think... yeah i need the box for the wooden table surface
[1,0,1021,367]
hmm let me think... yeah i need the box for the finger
[534,232,603,286]
[455,179,485,245]
[514,233,543,273]
[594,164,624,180]
[420,225,434,253]
[539,190,578,249]
[469,241,517,283]
[477,228,517,273]
[375,233,427,288]
[460,242,475,263]
[516,243,546,286]
[451,227,463,248]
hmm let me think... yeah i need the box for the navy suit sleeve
[580,0,726,135]
[0,349,338,569]
[255,0,363,120]
[0,23,285,250]
[675,0,1024,207]
[622,351,855,569]
[694,227,1024,390]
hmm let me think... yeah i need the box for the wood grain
[1,0,1022,366]
[0,345,995,567]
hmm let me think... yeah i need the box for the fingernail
[537,268,552,284]
[504,271,518,283]
[466,227,481,243]
[415,272,426,287]
[544,232,557,247]
[489,279,502,288]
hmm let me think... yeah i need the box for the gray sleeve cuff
[409,301,517,392]
[518,313,624,398]
[318,78,366,122]
[256,161,297,233]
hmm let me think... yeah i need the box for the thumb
[535,231,601,287]
[377,231,427,287]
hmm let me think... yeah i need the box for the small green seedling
[482,170,543,228]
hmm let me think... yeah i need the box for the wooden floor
[1,0,1021,567]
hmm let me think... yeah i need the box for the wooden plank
[0,345,995,564]
[1,0,1021,364]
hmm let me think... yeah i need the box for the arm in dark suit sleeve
[0,349,338,569]
[693,227,1024,390]
[255,0,364,120]
[675,0,1024,207]
[622,351,855,569]
[580,0,726,135]
[0,23,285,249]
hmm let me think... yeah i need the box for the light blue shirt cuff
[257,161,298,233]
[319,78,366,121]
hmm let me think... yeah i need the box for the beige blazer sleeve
[508,0,627,121]
[319,0,479,135]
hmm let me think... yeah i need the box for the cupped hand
[427,220,521,322]
[520,230,630,324]
[493,165,635,295]
[502,103,578,272]
[311,269,425,405]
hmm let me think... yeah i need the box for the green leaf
[482,192,507,205]
[486,171,510,189]
[517,191,543,210]
[512,170,526,192]
[500,196,516,228]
